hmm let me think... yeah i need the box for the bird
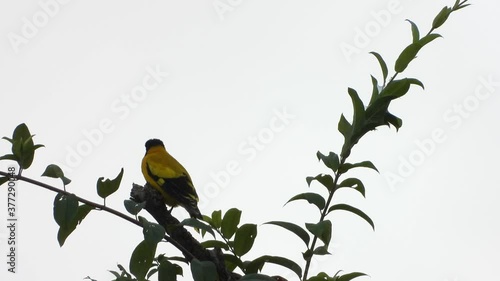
[141,138,202,219]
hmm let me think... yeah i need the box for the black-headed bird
[141,139,202,219]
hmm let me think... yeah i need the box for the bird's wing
[145,157,199,204]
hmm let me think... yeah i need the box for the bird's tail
[185,203,202,219]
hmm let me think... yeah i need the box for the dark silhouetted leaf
[327,204,375,230]
[337,178,366,197]
[264,221,310,246]
[221,208,241,239]
[406,19,420,43]
[246,256,302,279]
[286,192,325,211]
[42,164,71,185]
[369,52,388,83]
[316,151,340,172]
[306,174,335,191]
[130,240,157,281]
[181,218,215,238]
[97,168,124,199]
[190,259,218,281]
[305,220,332,247]
[339,161,378,174]
[124,200,146,216]
[234,224,257,256]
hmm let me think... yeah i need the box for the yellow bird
[141,139,202,219]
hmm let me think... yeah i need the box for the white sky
[0,1,498,281]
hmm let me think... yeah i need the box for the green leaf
[327,204,375,230]
[53,193,79,246]
[246,255,302,279]
[130,240,157,281]
[124,199,146,216]
[337,272,368,281]
[158,259,178,281]
[338,114,352,139]
[200,240,230,250]
[316,151,340,172]
[308,272,334,281]
[306,174,335,191]
[369,52,388,84]
[305,220,332,247]
[419,33,442,47]
[190,259,218,281]
[339,160,378,174]
[75,204,94,224]
[180,218,216,238]
[337,178,366,197]
[223,254,243,272]
[211,210,222,229]
[394,43,421,73]
[312,245,330,255]
[384,112,403,131]
[3,123,44,170]
[234,223,257,256]
[407,78,425,89]
[380,79,411,99]
[240,273,276,281]
[286,192,325,211]
[368,75,380,105]
[347,88,365,130]
[0,176,9,186]
[96,168,124,199]
[406,19,420,43]
[42,164,71,185]
[140,218,165,244]
[264,221,310,246]
[221,208,241,239]
[432,6,452,29]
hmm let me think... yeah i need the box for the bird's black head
[145,139,165,152]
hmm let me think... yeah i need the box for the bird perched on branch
[141,138,202,219]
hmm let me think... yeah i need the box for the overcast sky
[0,1,499,281]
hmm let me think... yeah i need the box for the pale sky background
[0,1,499,281]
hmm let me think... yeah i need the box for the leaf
[3,123,44,170]
[316,151,340,172]
[407,78,425,89]
[264,221,310,246]
[338,114,352,139]
[380,79,411,99]
[419,33,442,48]
[223,254,243,272]
[211,210,222,229]
[312,245,330,255]
[124,199,146,216]
[286,192,325,211]
[432,6,452,29]
[305,220,332,247]
[180,218,216,238]
[384,112,403,131]
[158,259,178,281]
[129,240,157,281]
[221,208,241,239]
[308,272,334,281]
[347,88,366,130]
[200,240,230,250]
[306,174,335,191]
[234,223,257,256]
[96,168,124,199]
[327,204,375,230]
[337,178,366,197]
[140,218,165,244]
[190,259,218,281]
[394,43,421,73]
[369,52,388,84]
[337,272,368,281]
[0,176,9,186]
[53,193,78,246]
[368,75,380,105]
[42,164,71,185]
[246,255,302,279]
[406,19,420,43]
[240,273,276,281]
[338,161,378,174]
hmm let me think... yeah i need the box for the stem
[302,158,346,281]
[0,170,195,260]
